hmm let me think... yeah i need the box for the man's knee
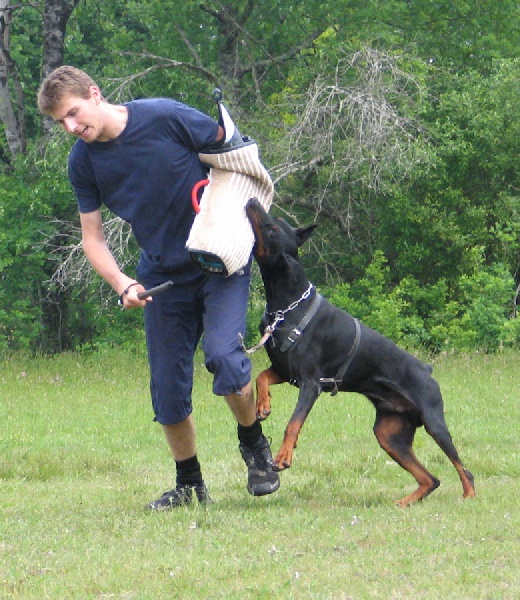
[206,349,251,396]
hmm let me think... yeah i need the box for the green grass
[1,350,519,599]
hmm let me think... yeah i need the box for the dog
[245,197,476,507]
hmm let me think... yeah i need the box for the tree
[0,0,25,158]
[1,0,520,352]
[40,0,81,134]
[1,0,81,155]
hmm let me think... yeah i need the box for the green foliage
[0,168,48,352]
[326,251,518,352]
[76,296,147,354]
[328,251,433,346]
[441,262,516,352]
[1,0,520,354]
[0,141,90,353]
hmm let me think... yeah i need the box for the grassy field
[1,349,519,599]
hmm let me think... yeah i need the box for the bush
[325,251,518,353]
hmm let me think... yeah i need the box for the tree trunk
[41,0,81,135]
[0,0,24,158]
[199,1,251,107]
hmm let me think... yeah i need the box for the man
[37,66,280,510]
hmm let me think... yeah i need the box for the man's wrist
[118,282,140,307]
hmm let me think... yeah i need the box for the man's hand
[119,282,148,309]
[119,280,174,309]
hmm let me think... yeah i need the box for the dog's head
[245,197,317,276]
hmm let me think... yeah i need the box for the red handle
[191,179,210,214]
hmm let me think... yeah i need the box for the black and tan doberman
[245,197,476,507]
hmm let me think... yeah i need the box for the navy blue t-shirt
[68,98,219,278]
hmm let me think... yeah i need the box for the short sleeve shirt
[68,98,219,276]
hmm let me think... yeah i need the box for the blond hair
[37,66,99,114]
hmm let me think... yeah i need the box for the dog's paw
[273,459,291,472]
[257,408,271,421]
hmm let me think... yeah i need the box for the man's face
[50,86,104,142]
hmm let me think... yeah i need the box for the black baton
[137,280,174,300]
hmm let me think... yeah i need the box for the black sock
[175,455,203,487]
[237,419,263,447]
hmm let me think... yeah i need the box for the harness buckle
[287,328,302,344]
[319,377,340,396]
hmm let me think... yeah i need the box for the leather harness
[260,287,362,396]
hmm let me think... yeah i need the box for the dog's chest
[261,292,323,355]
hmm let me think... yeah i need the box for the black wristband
[118,282,139,307]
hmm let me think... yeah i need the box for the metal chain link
[266,283,313,322]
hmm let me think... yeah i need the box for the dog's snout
[246,197,260,208]
[245,198,266,238]
[245,197,268,221]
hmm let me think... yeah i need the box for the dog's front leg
[255,366,285,420]
[274,381,321,471]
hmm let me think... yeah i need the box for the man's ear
[296,224,318,247]
[89,85,102,104]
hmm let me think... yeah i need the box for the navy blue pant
[143,266,252,425]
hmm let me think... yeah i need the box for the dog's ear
[296,224,318,247]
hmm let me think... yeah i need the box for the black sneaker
[145,483,211,511]
[239,435,280,497]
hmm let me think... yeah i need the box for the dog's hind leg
[255,366,286,421]
[416,377,476,500]
[373,411,440,507]
[422,414,476,500]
